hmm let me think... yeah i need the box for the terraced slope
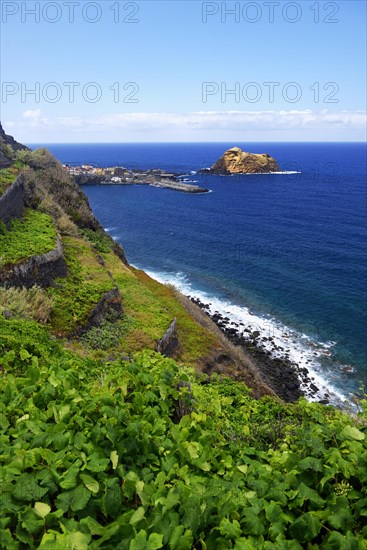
[1,133,366,549]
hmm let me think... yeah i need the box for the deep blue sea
[30,142,367,404]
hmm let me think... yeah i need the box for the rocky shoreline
[189,296,332,404]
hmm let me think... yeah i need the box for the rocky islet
[201,146,280,175]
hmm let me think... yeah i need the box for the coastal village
[62,146,281,193]
[63,163,208,193]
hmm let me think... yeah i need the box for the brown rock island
[65,164,209,194]
[200,146,280,175]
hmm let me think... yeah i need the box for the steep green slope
[0,146,268,387]
[1,129,367,548]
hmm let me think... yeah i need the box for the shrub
[57,214,80,237]
[39,191,64,219]
[27,148,59,170]
[80,314,134,350]
[22,159,99,230]
[0,286,53,324]
[0,141,15,162]
[16,149,33,165]
[81,228,113,254]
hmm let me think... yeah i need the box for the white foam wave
[219,171,302,176]
[143,268,352,408]
[273,171,302,175]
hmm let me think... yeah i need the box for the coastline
[66,142,366,411]
[139,267,353,408]
[189,296,320,404]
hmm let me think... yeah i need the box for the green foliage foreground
[0,318,367,549]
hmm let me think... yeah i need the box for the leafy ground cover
[0,209,56,267]
[0,317,366,549]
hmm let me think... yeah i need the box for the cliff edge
[0,122,29,168]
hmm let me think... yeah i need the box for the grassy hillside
[0,143,366,548]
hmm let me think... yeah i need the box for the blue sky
[1,0,366,142]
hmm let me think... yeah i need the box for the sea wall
[0,175,25,227]
[0,238,68,289]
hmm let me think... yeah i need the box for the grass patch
[49,236,115,335]
[103,252,218,365]
[0,209,56,267]
[80,228,113,254]
[0,161,23,195]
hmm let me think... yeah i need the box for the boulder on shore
[203,146,280,175]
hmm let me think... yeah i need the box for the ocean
[29,142,367,405]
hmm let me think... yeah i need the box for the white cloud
[5,109,367,142]
[64,110,367,131]
[22,109,41,120]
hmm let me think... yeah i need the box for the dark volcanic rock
[76,287,123,336]
[74,174,106,185]
[0,149,12,169]
[190,299,304,403]
[157,318,179,357]
[3,310,13,320]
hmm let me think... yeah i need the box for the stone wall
[0,238,68,289]
[0,176,25,227]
